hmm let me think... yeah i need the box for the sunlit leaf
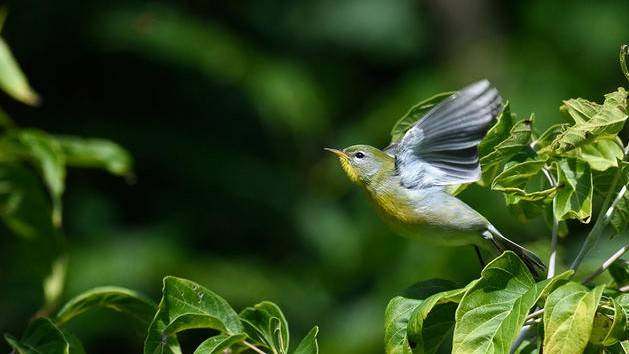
[384,296,421,354]
[532,123,569,152]
[293,326,319,354]
[193,334,246,354]
[144,276,242,354]
[452,252,554,354]
[590,298,627,347]
[389,92,453,143]
[550,88,628,154]
[479,102,514,157]
[0,36,40,105]
[571,137,625,171]
[480,117,533,171]
[554,159,593,222]
[4,317,69,354]
[55,286,156,326]
[55,136,133,177]
[543,282,604,354]
[239,301,289,354]
[491,159,556,202]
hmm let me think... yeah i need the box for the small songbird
[326,80,545,275]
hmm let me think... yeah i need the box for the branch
[582,243,629,284]
[243,341,267,354]
[570,143,629,271]
[510,324,535,354]
[542,166,559,278]
[525,308,544,321]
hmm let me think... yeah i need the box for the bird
[326,80,546,276]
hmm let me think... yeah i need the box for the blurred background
[0,0,628,353]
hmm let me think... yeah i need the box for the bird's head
[325,145,393,185]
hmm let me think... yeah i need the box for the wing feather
[394,80,502,188]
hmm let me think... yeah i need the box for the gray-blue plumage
[393,80,502,188]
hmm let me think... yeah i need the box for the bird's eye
[354,152,365,159]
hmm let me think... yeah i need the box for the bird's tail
[485,226,546,277]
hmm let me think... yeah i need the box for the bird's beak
[324,148,348,158]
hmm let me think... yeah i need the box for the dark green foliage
[1,4,628,352]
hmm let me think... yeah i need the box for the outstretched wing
[394,80,502,188]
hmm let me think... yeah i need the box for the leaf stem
[510,324,536,354]
[621,44,629,84]
[582,243,629,284]
[542,166,559,278]
[570,143,629,271]
[243,341,267,354]
[525,308,544,321]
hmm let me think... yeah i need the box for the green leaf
[0,163,56,238]
[550,88,628,154]
[452,251,544,354]
[543,282,605,354]
[55,286,156,326]
[533,270,574,306]
[617,294,629,320]
[554,159,593,222]
[479,102,515,158]
[389,91,453,143]
[240,301,289,354]
[572,137,625,171]
[193,334,246,354]
[590,298,628,347]
[384,296,421,354]
[533,123,569,152]
[491,159,556,202]
[608,260,629,290]
[0,36,40,105]
[144,298,182,354]
[610,183,629,235]
[63,331,86,354]
[144,276,242,354]
[4,317,69,354]
[480,117,533,172]
[54,136,133,177]
[406,282,475,354]
[2,129,66,226]
[293,326,319,354]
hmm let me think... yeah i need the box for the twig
[510,324,534,354]
[243,341,267,354]
[523,318,542,327]
[542,167,559,278]
[582,243,629,284]
[526,308,544,321]
[570,143,629,271]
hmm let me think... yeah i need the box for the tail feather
[485,226,546,277]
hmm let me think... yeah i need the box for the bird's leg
[473,245,486,269]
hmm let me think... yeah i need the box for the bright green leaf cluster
[385,252,628,354]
